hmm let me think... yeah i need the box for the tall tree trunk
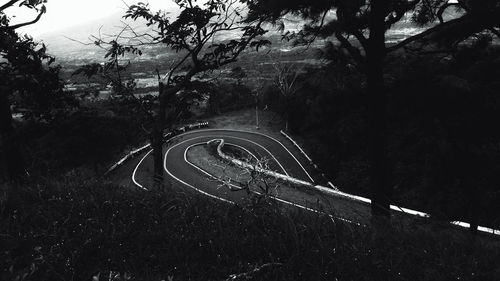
[367,0,391,218]
[152,82,166,190]
[0,90,24,181]
[466,151,479,236]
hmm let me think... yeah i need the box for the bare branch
[273,62,298,97]
[63,36,95,46]
[166,51,192,85]
[0,0,20,12]
[386,16,462,53]
[9,9,44,30]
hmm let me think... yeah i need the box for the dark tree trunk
[152,82,166,190]
[469,216,479,235]
[0,90,25,181]
[467,153,480,236]
[367,0,391,218]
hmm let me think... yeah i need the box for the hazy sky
[6,0,179,35]
[5,0,459,36]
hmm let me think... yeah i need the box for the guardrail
[104,122,209,175]
[280,130,338,190]
[279,131,500,236]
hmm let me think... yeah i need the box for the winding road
[126,128,500,235]
[131,128,369,221]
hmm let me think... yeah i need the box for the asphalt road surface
[128,128,500,235]
[132,129,371,222]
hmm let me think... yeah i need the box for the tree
[85,0,270,189]
[246,0,500,218]
[1,0,68,181]
[229,66,247,85]
[272,61,298,131]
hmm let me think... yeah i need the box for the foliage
[275,44,500,228]
[15,101,149,177]
[246,0,500,218]
[1,0,79,180]
[72,42,142,97]
[73,0,273,185]
[246,0,500,64]
[208,81,254,113]
[1,7,75,122]
[121,0,270,88]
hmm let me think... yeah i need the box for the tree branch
[437,2,463,24]
[9,9,44,30]
[386,16,463,53]
[387,7,500,53]
[335,31,366,66]
[351,29,369,51]
[0,0,20,12]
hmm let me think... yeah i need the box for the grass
[1,175,500,281]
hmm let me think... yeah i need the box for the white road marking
[211,138,316,187]
[134,129,311,183]
[183,142,248,190]
[183,142,361,226]
[217,135,290,176]
[131,128,500,236]
[163,134,288,204]
[280,130,313,162]
[164,141,234,204]
[224,143,259,162]
[132,149,153,190]
[173,129,312,179]
[231,129,315,182]
[166,134,289,175]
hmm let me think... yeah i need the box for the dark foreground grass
[1,176,500,281]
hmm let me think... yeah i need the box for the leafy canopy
[246,0,500,67]
[1,0,75,122]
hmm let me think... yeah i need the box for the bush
[281,47,500,229]
[16,104,147,176]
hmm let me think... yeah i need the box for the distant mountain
[35,12,152,62]
[35,9,456,64]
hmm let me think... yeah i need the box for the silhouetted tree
[272,61,298,131]
[81,0,270,190]
[246,0,500,218]
[1,0,69,181]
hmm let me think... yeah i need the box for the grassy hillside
[1,176,500,281]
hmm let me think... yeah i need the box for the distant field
[57,22,498,100]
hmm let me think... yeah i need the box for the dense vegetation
[3,0,500,280]
[263,42,500,229]
[2,179,500,281]
[15,100,149,177]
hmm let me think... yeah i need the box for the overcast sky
[5,0,460,36]
[6,0,180,35]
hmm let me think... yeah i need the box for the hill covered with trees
[2,0,500,280]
